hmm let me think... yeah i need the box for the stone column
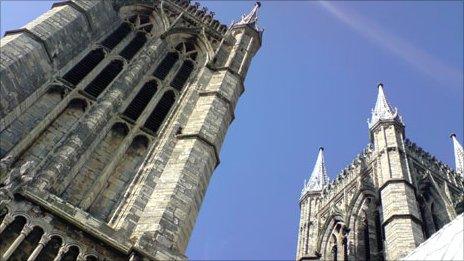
[53,245,69,261]
[2,223,33,260]
[27,233,51,261]
[0,213,14,234]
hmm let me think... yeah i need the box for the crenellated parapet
[317,144,375,205]
[404,138,463,189]
[297,84,464,261]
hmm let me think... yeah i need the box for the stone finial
[301,147,330,198]
[451,133,464,176]
[368,83,403,129]
[232,2,262,31]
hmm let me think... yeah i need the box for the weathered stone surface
[0,1,261,260]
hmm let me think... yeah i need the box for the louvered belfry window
[119,32,147,61]
[152,52,179,80]
[63,48,105,86]
[123,80,158,122]
[141,41,198,134]
[170,60,194,91]
[143,91,176,133]
[83,60,124,98]
[101,22,132,50]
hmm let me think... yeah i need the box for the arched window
[331,235,338,261]
[84,60,124,98]
[62,245,80,261]
[143,91,175,134]
[63,48,105,86]
[431,203,441,231]
[119,32,147,61]
[102,22,132,50]
[0,216,27,254]
[168,42,197,91]
[9,226,44,260]
[170,60,194,91]
[35,235,62,260]
[152,52,179,80]
[123,80,158,122]
[374,210,384,259]
[86,255,98,261]
[363,217,371,261]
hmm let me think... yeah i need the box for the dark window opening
[363,218,371,261]
[143,24,153,33]
[375,211,385,259]
[129,16,137,24]
[143,91,175,134]
[332,244,338,261]
[139,15,150,25]
[84,60,124,98]
[153,52,179,80]
[170,60,194,91]
[119,33,147,61]
[123,80,158,122]
[62,245,80,261]
[63,48,105,86]
[36,236,62,260]
[431,203,441,231]
[102,23,132,50]
[185,42,195,52]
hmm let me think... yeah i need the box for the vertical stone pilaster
[373,123,424,260]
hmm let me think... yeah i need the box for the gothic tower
[0,1,262,260]
[296,84,464,261]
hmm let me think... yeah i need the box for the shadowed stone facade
[296,84,464,261]
[0,0,261,259]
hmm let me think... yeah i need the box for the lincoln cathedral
[296,84,464,260]
[0,1,463,261]
[0,0,261,259]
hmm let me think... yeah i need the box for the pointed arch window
[170,60,195,91]
[169,42,198,91]
[101,22,132,50]
[153,52,179,80]
[63,48,105,86]
[123,80,158,122]
[84,60,124,98]
[119,32,147,61]
[143,91,176,134]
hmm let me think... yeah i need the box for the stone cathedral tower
[296,84,464,261]
[0,0,262,260]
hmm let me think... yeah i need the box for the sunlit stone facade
[0,1,261,259]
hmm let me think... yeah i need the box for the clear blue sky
[1,0,463,260]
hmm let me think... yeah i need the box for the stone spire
[301,147,329,197]
[232,2,262,31]
[368,83,403,129]
[451,133,464,176]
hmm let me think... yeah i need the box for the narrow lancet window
[143,91,175,134]
[119,32,147,61]
[170,60,194,91]
[63,48,105,86]
[152,52,179,80]
[84,60,124,98]
[123,80,158,122]
[101,23,132,50]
